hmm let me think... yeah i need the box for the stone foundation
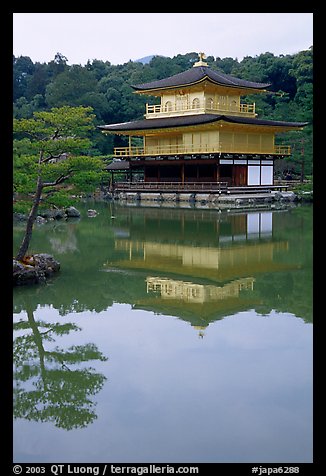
[115,190,297,207]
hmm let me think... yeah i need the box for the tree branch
[51,129,60,140]
[43,171,74,187]
[40,153,65,164]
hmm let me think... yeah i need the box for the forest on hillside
[13,48,313,177]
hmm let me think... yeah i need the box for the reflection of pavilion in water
[147,276,255,338]
[107,210,292,332]
[113,213,288,281]
[147,276,254,303]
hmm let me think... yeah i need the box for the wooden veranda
[110,181,289,195]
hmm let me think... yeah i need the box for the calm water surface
[13,202,313,463]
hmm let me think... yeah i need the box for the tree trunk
[16,175,43,261]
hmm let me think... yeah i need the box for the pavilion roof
[106,160,130,170]
[131,65,271,93]
[98,114,308,134]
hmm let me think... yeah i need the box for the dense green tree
[25,62,50,101]
[13,55,35,101]
[165,52,198,71]
[80,91,110,121]
[47,52,69,78]
[213,56,239,74]
[149,55,183,79]
[290,47,313,88]
[13,106,106,260]
[45,65,98,107]
[86,58,111,80]
[13,94,47,119]
[128,63,157,86]
[290,48,313,123]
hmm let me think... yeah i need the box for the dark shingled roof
[132,66,271,92]
[98,114,308,133]
[106,160,130,170]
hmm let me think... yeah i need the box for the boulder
[39,209,57,219]
[35,216,47,224]
[87,209,98,217]
[33,253,61,273]
[65,206,81,218]
[13,253,60,286]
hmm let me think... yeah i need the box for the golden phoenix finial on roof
[193,52,208,67]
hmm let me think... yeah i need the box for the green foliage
[40,189,74,209]
[13,200,32,214]
[13,47,313,177]
[13,106,106,212]
[45,65,98,107]
[291,180,313,194]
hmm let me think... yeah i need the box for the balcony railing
[113,143,291,157]
[111,182,290,194]
[112,181,229,192]
[274,145,291,155]
[145,101,256,118]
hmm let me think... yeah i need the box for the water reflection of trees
[13,204,313,324]
[13,302,108,430]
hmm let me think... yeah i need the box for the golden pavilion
[99,53,307,191]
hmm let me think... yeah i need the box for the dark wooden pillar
[215,162,219,182]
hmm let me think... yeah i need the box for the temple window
[164,101,173,112]
[192,98,200,109]
[230,100,237,111]
[207,97,214,109]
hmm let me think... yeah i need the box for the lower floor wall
[139,158,274,186]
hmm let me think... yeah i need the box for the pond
[13,201,313,463]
